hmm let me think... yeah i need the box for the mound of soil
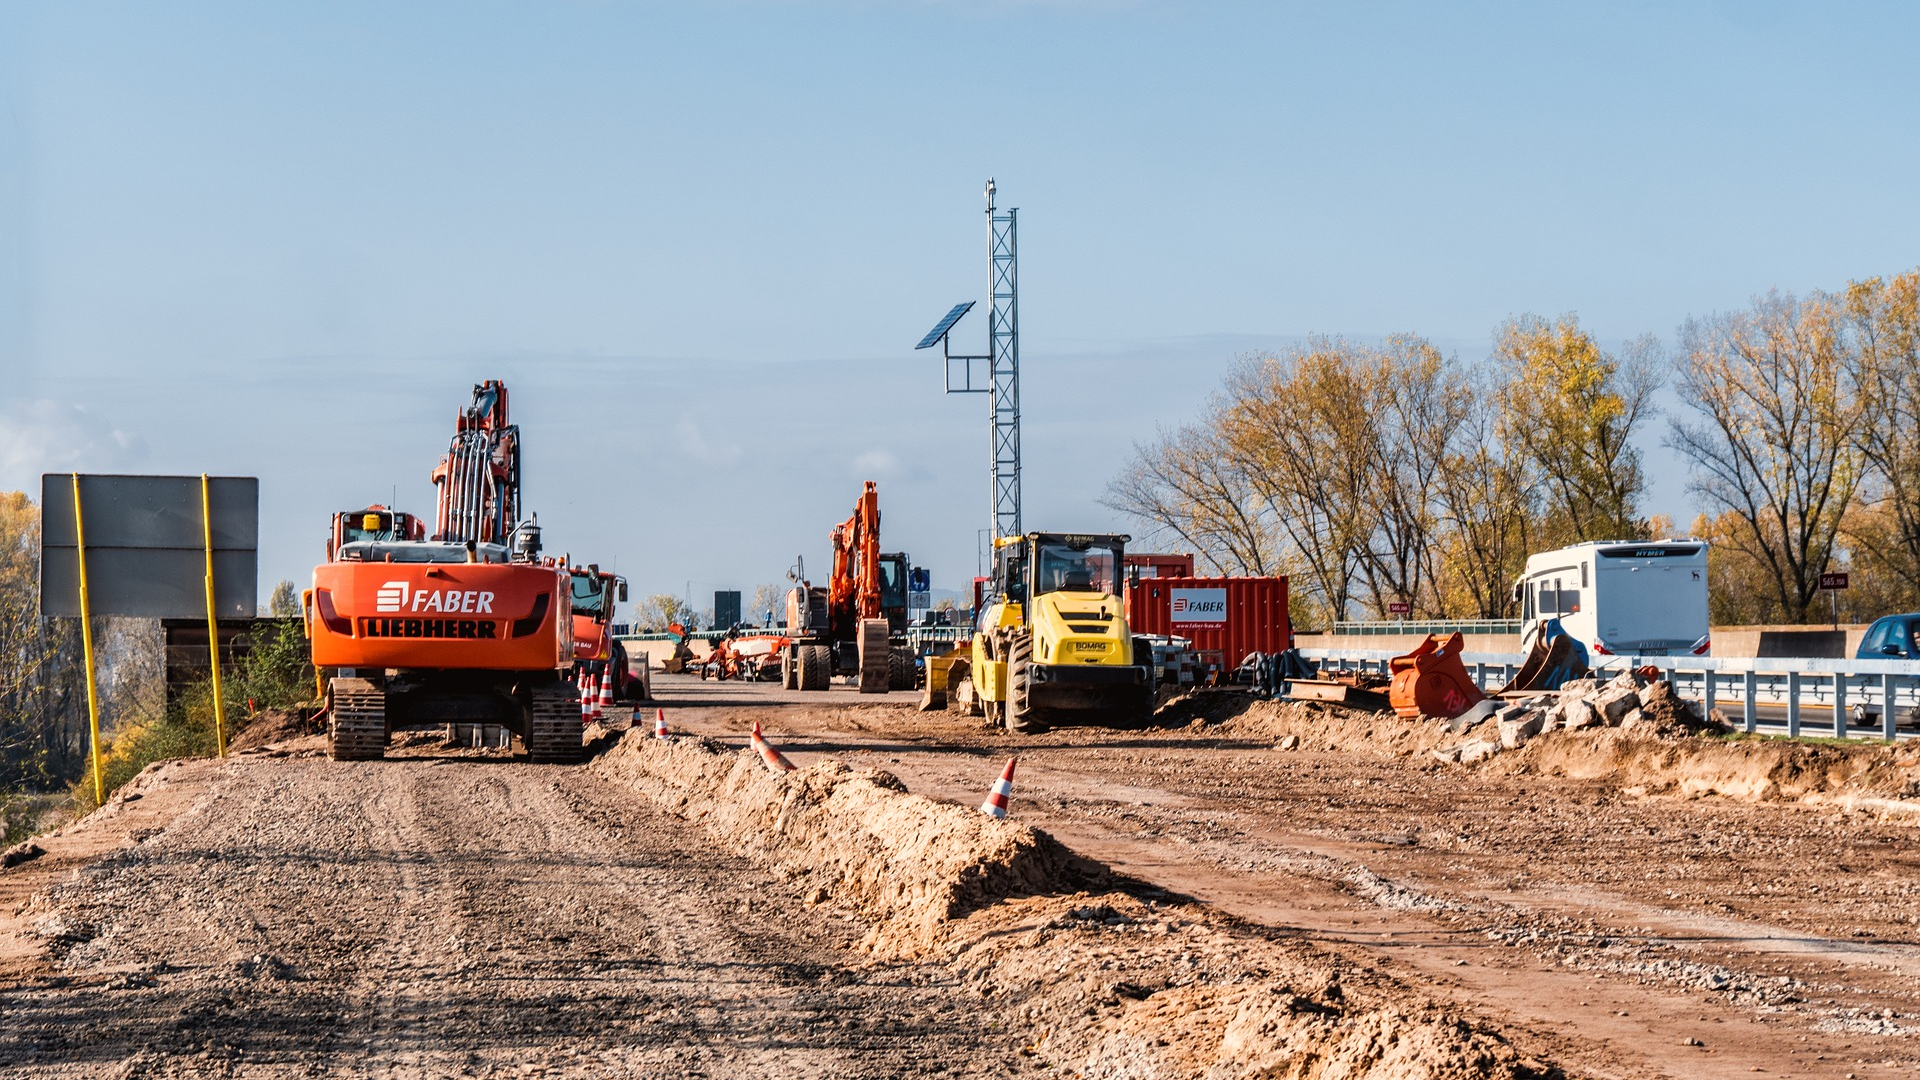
[1509,726,1920,807]
[592,731,1102,953]
[228,708,320,752]
[592,728,1546,1079]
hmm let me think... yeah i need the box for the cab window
[1866,618,1898,654]
[1034,541,1121,597]
[570,573,608,617]
[878,559,908,608]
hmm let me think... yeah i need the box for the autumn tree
[1432,365,1540,618]
[1840,271,1920,607]
[1493,314,1658,544]
[1104,416,1279,577]
[268,580,300,618]
[1670,291,1864,622]
[1217,340,1380,622]
[631,593,696,632]
[0,492,89,790]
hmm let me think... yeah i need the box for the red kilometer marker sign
[1388,602,1412,614]
[1820,572,1849,590]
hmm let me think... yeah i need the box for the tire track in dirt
[0,749,1037,1079]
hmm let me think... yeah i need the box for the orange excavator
[781,481,915,693]
[306,380,580,762]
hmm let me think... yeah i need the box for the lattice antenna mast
[986,179,1021,540]
[912,179,1022,542]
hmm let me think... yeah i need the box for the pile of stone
[1430,670,1726,765]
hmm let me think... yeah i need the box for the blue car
[1856,613,1920,660]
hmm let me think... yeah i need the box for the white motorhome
[1514,540,1711,658]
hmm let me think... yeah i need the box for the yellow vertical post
[201,474,229,758]
[71,474,105,806]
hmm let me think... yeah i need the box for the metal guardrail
[1299,647,1920,741]
[1328,619,1522,636]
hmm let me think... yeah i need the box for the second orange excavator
[781,481,915,693]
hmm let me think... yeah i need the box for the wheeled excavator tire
[526,681,585,764]
[327,677,388,761]
[798,643,830,691]
[1005,633,1048,735]
[781,649,798,690]
[888,647,915,691]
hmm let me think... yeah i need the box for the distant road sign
[1820,572,1850,590]
[1388,601,1412,614]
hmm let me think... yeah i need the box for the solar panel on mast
[916,301,976,351]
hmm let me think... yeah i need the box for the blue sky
[4,1,1917,611]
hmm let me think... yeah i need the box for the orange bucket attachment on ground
[1387,632,1487,720]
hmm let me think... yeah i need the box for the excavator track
[328,677,388,761]
[526,681,585,764]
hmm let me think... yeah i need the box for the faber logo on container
[376,581,409,613]
[1169,588,1228,626]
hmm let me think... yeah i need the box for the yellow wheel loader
[971,532,1156,734]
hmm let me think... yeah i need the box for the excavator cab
[328,506,424,559]
[878,552,911,632]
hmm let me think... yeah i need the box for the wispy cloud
[0,400,148,494]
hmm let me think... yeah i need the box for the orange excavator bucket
[1387,632,1487,720]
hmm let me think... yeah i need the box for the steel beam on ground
[1886,674,1900,740]
[1744,671,1758,733]
[1834,674,1847,739]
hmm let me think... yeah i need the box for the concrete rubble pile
[1430,669,1727,765]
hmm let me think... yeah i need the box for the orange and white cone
[595,665,614,718]
[750,720,797,773]
[578,670,591,718]
[652,707,670,740]
[979,756,1017,819]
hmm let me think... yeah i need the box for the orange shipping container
[1125,576,1291,670]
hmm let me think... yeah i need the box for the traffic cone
[653,707,670,740]
[979,756,1017,819]
[595,665,614,718]
[750,720,797,773]
[578,670,591,718]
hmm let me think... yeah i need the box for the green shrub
[66,619,316,810]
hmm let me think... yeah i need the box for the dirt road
[655,675,1920,1080]
[0,735,1036,1079]
[6,675,1918,1078]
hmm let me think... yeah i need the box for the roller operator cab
[971,532,1155,734]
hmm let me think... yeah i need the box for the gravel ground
[657,675,1920,1080]
[0,738,1038,1079]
